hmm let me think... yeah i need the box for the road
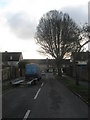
[2,73,88,118]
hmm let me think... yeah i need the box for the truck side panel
[25,64,41,80]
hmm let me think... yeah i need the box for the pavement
[2,73,88,118]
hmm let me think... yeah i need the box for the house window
[10,56,12,60]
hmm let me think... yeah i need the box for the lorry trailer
[25,63,41,81]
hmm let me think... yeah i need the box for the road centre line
[41,82,44,87]
[34,88,41,100]
[23,110,31,120]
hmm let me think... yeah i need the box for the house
[71,52,89,64]
[71,52,90,81]
[2,51,23,66]
[2,51,23,80]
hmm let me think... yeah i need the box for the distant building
[2,51,23,80]
[18,58,57,76]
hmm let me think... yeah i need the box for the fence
[63,64,88,81]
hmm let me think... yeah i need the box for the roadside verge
[55,75,89,105]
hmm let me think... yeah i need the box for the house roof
[72,52,90,61]
[20,59,48,64]
[2,52,22,62]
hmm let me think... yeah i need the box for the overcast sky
[0,0,89,59]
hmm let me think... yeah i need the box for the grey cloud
[6,5,88,40]
[61,5,88,25]
[7,12,36,39]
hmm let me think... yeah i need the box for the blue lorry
[25,63,41,82]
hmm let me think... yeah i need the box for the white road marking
[23,110,31,120]
[41,82,44,87]
[34,88,41,100]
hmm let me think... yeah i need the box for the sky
[0,0,89,59]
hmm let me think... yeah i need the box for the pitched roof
[2,52,22,62]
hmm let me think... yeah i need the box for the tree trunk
[58,67,62,77]
[73,53,79,86]
[57,60,62,77]
[56,57,62,77]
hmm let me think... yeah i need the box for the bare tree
[35,10,80,77]
[77,24,90,52]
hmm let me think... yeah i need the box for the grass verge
[56,75,89,105]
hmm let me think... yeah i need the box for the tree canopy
[76,24,90,52]
[35,10,81,76]
[35,10,80,58]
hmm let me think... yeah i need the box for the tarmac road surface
[2,73,88,118]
